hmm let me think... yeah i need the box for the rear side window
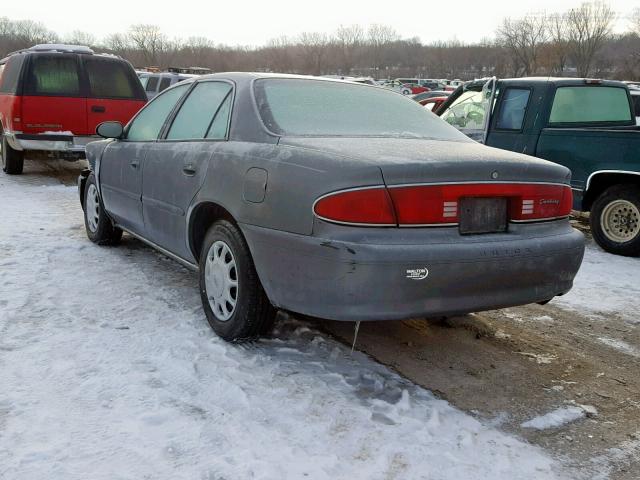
[158,77,171,92]
[146,76,159,92]
[167,81,232,140]
[83,57,141,99]
[24,54,80,96]
[631,94,640,117]
[496,88,530,130]
[0,56,25,94]
[127,84,189,141]
[549,86,632,124]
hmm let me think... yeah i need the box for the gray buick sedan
[79,73,584,342]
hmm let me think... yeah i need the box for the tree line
[1,2,639,80]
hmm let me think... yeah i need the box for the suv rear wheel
[1,135,24,175]
[591,184,640,257]
[199,220,276,342]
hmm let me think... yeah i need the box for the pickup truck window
[549,86,632,124]
[496,88,530,130]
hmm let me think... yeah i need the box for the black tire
[590,184,640,257]
[1,135,24,175]
[199,220,276,342]
[83,173,123,245]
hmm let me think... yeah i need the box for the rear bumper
[241,221,585,321]
[6,131,98,154]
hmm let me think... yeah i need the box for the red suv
[0,44,146,174]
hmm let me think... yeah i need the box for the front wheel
[1,135,24,175]
[199,220,275,342]
[83,173,123,245]
[590,185,640,257]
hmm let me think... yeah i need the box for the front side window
[495,88,530,130]
[84,57,141,99]
[167,81,233,140]
[25,54,80,96]
[127,84,189,141]
[441,90,487,130]
[158,77,171,92]
[254,78,468,141]
[549,86,632,124]
[145,76,159,93]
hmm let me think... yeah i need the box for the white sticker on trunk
[406,268,429,280]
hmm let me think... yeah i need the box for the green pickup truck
[437,77,640,256]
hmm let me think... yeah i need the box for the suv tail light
[314,183,572,227]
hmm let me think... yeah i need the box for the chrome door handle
[130,160,139,169]
[182,165,196,176]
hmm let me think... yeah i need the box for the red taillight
[313,187,397,226]
[313,183,572,227]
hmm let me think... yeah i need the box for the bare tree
[297,32,330,75]
[547,13,570,74]
[630,8,640,36]
[13,20,57,45]
[497,14,548,76]
[264,36,294,73]
[104,33,130,53]
[334,24,364,75]
[565,1,615,77]
[367,24,399,73]
[65,30,97,47]
[128,24,168,66]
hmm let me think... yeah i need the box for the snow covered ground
[1,173,631,480]
[555,239,640,324]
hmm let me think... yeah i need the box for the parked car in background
[418,79,447,90]
[138,71,197,100]
[411,90,451,104]
[437,77,640,256]
[0,44,146,175]
[382,80,413,95]
[422,96,449,111]
[79,73,584,342]
[394,78,429,94]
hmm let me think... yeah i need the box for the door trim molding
[118,226,199,271]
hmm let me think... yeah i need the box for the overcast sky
[2,0,638,46]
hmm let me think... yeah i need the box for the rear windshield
[24,54,80,96]
[549,86,632,124]
[254,78,469,140]
[84,57,143,99]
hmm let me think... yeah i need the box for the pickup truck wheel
[199,220,276,342]
[1,135,24,175]
[83,174,123,245]
[591,185,640,257]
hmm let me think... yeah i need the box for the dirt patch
[322,302,640,479]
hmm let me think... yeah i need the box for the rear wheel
[199,220,275,342]
[83,173,122,245]
[591,185,640,257]
[1,135,24,175]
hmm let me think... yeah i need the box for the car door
[485,87,533,154]
[142,80,234,260]
[99,83,190,233]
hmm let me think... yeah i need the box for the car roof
[1,43,122,63]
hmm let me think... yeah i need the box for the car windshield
[254,78,469,140]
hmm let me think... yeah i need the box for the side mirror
[96,121,124,139]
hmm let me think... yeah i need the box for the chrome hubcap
[86,184,100,233]
[204,240,238,321]
[601,199,640,243]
